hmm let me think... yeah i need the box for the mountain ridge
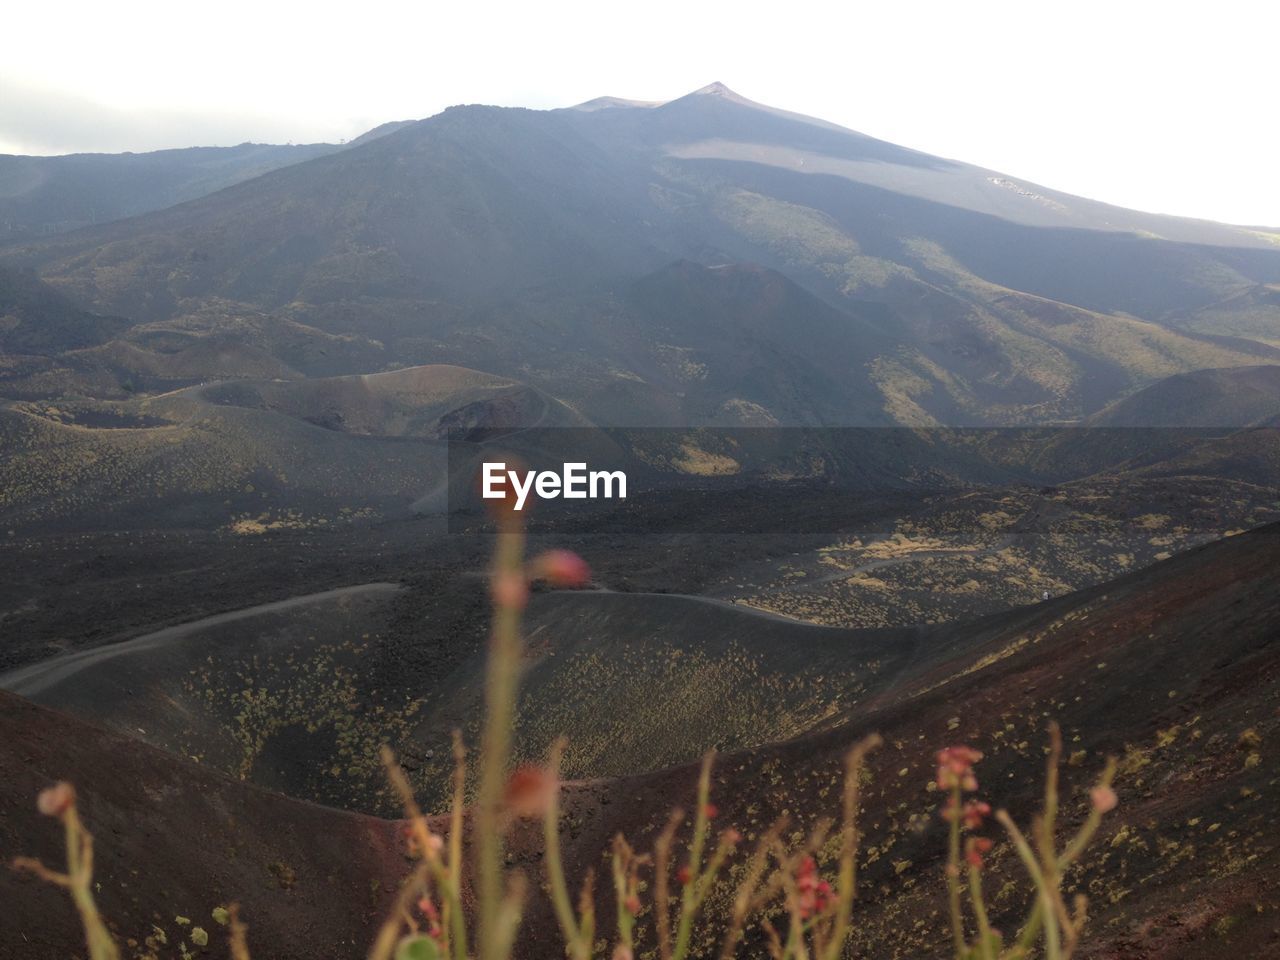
[2,83,1279,428]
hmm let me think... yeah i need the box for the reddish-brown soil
[0,692,404,958]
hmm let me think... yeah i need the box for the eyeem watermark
[482,462,627,511]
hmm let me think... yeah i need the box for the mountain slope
[0,264,129,355]
[539,521,1280,959]
[3,85,1279,426]
[0,688,403,959]
[1090,364,1280,426]
[0,141,344,240]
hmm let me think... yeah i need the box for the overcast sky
[3,0,1278,226]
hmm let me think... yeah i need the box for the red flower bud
[417,896,441,922]
[962,800,991,830]
[965,836,994,869]
[530,550,591,588]
[934,745,983,790]
[1090,785,1118,814]
[940,797,961,822]
[676,866,692,886]
[36,782,75,818]
[793,857,831,919]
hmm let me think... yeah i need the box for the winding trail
[1,577,818,706]
[0,582,402,699]
[580,586,824,625]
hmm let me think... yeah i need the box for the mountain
[0,141,346,240]
[4,84,1279,427]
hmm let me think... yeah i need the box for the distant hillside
[0,141,344,240]
[0,264,128,355]
[0,364,583,531]
[1090,364,1280,426]
[5,84,1279,426]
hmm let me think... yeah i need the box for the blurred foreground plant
[9,502,1120,960]
[11,782,119,960]
[938,728,1118,960]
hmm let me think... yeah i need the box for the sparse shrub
[9,508,1120,959]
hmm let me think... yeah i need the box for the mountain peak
[568,83,751,115]
[690,81,742,99]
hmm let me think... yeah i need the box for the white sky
[3,0,1278,226]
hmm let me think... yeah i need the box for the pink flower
[1090,785,1118,814]
[935,746,983,791]
[962,800,991,830]
[36,782,74,818]
[417,896,442,939]
[794,856,833,919]
[940,797,960,823]
[965,836,994,869]
[530,550,591,588]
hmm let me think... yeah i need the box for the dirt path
[582,587,821,625]
[0,582,403,698]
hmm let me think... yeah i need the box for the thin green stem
[448,732,469,960]
[967,859,996,960]
[672,752,715,960]
[947,783,966,957]
[543,739,587,959]
[997,811,1060,960]
[820,734,880,960]
[476,525,526,960]
[66,808,119,960]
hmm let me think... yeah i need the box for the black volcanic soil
[2,523,1279,958]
